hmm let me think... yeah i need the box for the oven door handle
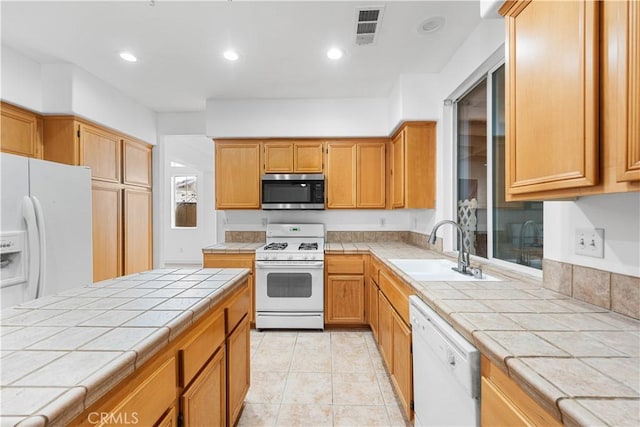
[255,261,324,269]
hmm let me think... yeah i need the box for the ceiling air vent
[355,6,384,46]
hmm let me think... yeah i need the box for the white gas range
[255,224,325,330]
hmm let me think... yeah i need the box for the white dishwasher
[409,296,480,426]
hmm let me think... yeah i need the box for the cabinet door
[357,142,386,208]
[157,407,177,427]
[215,142,261,209]
[615,0,640,182]
[80,123,121,183]
[368,278,379,340]
[391,310,413,419]
[294,142,324,173]
[390,131,405,208]
[124,188,152,275]
[0,102,42,158]
[377,293,394,371]
[325,275,365,325]
[326,142,357,208]
[503,0,598,196]
[181,347,226,427]
[123,139,152,188]
[92,182,122,282]
[227,315,250,427]
[481,377,533,427]
[264,141,294,173]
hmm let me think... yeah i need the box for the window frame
[171,175,198,229]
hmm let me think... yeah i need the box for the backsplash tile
[611,273,640,320]
[543,259,639,320]
[542,259,572,296]
[225,231,266,243]
[572,265,611,309]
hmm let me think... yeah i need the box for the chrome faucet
[428,220,473,276]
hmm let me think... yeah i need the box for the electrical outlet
[575,228,604,258]
[380,218,386,227]
[261,218,268,227]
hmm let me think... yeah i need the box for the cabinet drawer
[327,255,364,274]
[99,357,176,427]
[379,269,413,325]
[203,254,254,269]
[481,377,533,427]
[179,310,225,388]
[226,283,250,333]
[369,256,382,284]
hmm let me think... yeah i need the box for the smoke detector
[417,16,445,35]
[354,6,385,46]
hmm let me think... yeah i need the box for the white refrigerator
[1,153,93,309]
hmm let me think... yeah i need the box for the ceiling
[1,1,483,113]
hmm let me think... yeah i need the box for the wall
[157,111,207,136]
[206,98,390,138]
[1,47,157,144]
[545,193,640,277]
[1,46,42,110]
[159,135,216,264]
[388,73,440,130]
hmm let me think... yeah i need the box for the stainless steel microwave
[261,174,325,210]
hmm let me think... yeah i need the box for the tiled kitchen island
[0,267,250,426]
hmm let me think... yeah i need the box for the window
[172,176,197,228]
[455,64,543,269]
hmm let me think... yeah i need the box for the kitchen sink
[387,259,501,281]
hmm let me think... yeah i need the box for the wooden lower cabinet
[325,275,365,324]
[181,348,226,427]
[481,356,562,427]
[325,254,366,326]
[368,278,379,340]
[377,292,394,370]
[91,182,122,282]
[391,309,413,418]
[69,280,250,427]
[203,253,256,324]
[123,188,152,275]
[227,315,250,426]
[157,406,177,427]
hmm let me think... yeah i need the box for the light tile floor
[238,330,412,427]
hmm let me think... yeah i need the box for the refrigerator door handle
[31,196,46,298]
[21,196,40,301]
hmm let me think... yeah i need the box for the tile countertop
[0,267,250,427]
[202,242,264,253]
[328,241,640,427]
[202,240,640,426]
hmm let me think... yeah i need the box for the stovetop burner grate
[264,242,288,251]
[298,243,319,251]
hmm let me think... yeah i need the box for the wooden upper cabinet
[615,0,640,182]
[294,141,323,172]
[326,141,357,208]
[215,141,261,209]
[263,141,294,173]
[263,141,323,173]
[79,123,121,183]
[123,138,152,188]
[0,102,43,159]
[390,123,436,209]
[501,0,599,197]
[357,142,386,208]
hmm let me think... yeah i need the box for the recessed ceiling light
[327,48,343,60]
[417,16,445,35]
[224,50,239,61]
[119,52,137,62]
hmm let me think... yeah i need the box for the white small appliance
[410,295,480,426]
[255,223,325,329]
[1,153,93,308]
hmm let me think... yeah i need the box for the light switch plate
[575,228,604,258]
